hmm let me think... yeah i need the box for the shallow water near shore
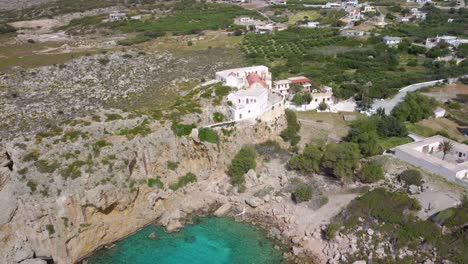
[83,217,283,264]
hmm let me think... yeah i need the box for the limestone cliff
[0,110,286,263]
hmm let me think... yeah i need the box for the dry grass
[287,11,321,25]
[418,117,466,141]
[0,36,112,72]
[422,82,468,102]
[295,111,356,148]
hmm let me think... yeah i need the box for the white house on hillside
[109,13,127,22]
[215,65,272,89]
[310,86,334,106]
[382,36,402,46]
[425,36,460,48]
[227,86,269,120]
[273,76,312,95]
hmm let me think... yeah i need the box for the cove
[83,217,283,264]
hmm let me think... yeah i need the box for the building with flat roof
[394,136,468,186]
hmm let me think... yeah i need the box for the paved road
[372,75,467,114]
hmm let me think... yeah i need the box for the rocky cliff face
[0,111,286,263]
[0,0,54,11]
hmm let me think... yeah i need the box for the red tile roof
[288,76,311,84]
[246,73,269,89]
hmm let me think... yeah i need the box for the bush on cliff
[228,145,256,188]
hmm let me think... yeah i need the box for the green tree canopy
[321,142,361,181]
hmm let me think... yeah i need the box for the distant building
[410,8,427,20]
[433,107,446,118]
[324,2,343,9]
[302,21,320,28]
[347,8,364,21]
[396,16,412,23]
[406,0,432,5]
[109,13,127,22]
[394,136,468,186]
[340,30,370,37]
[255,23,288,34]
[310,86,334,107]
[273,76,312,95]
[363,5,376,12]
[425,36,460,48]
[382,36,402,46]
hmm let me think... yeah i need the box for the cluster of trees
[292,93,312,105]
[348,113,408,156]
[288,142,362,182]
[391,92,437,122]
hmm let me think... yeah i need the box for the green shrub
[167,161,179,171]
[117,35,151,46]
[170,172,197,190]
[119,119,151,139]
[34,159,60,173]
[213,112,225,122]
[46,224,55,236]
[171,121,196,137]
[228,145,257,187]
[198,128,219,144]
[92,140,111,154]
[60,160,89,180]
[23,150,40,162]
[27,181,37,192]
[147,177,164,189]
[288,144,322,173]
[399,169,423,186]
[62,217,69,228]
[357,163,384,183]
[280,109,301,145]
[324,223,340,240]
[62,130,88,142]
[255,140,286,160]
[292,186,313,203]
[105,113,124,121]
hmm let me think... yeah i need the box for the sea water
[83,217,283,264]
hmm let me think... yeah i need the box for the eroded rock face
[0,112,286,263]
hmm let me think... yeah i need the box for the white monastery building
[216,66,282,121]
[215,65,272,89]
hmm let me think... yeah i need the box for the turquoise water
[84,217,283,264]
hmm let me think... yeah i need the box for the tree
[293,93,305,105]
[348,118,381,156]
[399,169,423,186]
[321,142,361,182]
[288,144,323,173]
[391,92,436,123]
[228,145,257,188]
[318,101,328,111]
[372,115,408,137]
[357,163,384,183]
[439,140,454,160]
